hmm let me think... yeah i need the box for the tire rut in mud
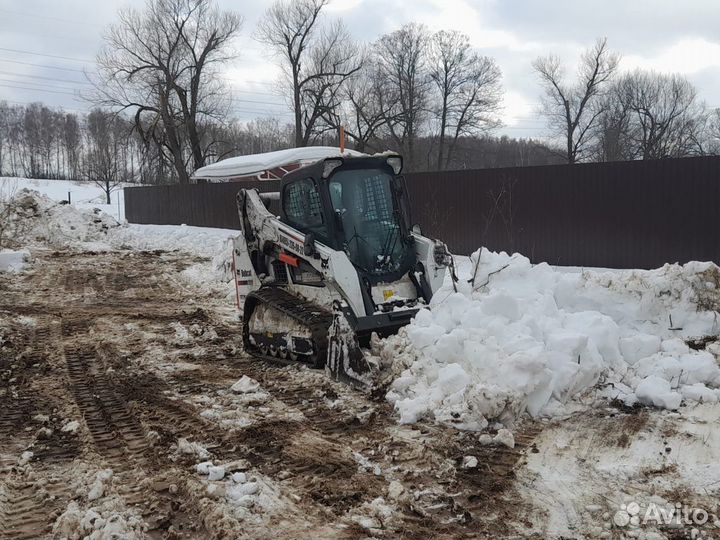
[0,475,71,540]
[64,344,149,465]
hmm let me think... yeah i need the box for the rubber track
[243,287,333,368]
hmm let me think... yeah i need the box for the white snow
[196,461,214,475]
[0,249,29,272]
[191,146,364,180]
[61,420,81,433]
[208,465,226,481]
[0,176,126,221]
[231,472,247,484]
[383,249,720,430]
[87,470,113,502]
[53,499,145,540]
[176,438,210,460]
[1,188,237,298]
[230,375,261,394]
[494,428,515,448]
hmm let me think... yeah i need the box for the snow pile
[3,189,119,249]
[0,176,126,220]
[383,249,720,430]
[0,249,29,272]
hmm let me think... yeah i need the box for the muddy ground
[0,248,546,539]
[1,248,713,540]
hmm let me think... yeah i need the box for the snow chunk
[0,249,30,272]
[619,333,661,364]
[87,469,113,502]
[635,376,682,410]
[231,472,247,484]
[196,461,214,475]
[18,451,33,466]
[231,375,261,394]
[494,428,515,448]
[207,465,225,481]
[61,420,81,433]
[177,438,210,459]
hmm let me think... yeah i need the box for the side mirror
[412,224,422,235]
[303,232,316,256]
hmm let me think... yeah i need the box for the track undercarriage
[242,287,376,387]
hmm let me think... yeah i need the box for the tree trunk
[293,66,303,148]
[437,92,448,171]
[159,93,189,184]
[567,129,575,164]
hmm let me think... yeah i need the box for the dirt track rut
[0,248,542,539]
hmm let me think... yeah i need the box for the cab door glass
[283,178,327,238]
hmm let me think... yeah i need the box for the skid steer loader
[230,152,453,387]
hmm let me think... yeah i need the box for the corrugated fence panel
[123,156,720,269]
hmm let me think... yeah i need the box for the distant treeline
[0,101,563,186]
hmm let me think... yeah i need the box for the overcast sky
[1,0,719,142]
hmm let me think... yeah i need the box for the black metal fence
[124,156,720,268]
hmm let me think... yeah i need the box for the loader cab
[280,154,415,284]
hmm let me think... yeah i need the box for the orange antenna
[339,126,345,153]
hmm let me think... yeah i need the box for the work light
[322,158,343,178]
[386,156,403,174]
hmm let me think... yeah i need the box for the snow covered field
[2,185,720,540]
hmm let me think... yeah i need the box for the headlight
[322,158,343,178]
[386,155,403,174]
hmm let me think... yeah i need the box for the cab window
[283,178,326,235]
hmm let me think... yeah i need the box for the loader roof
[191,146,365,182]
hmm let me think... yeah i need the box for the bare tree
[62,113,82,179]
[321,55,390,153]
[256,0,361,148]
[616,70,706,159]
[592,85,634,162]
[428,30,503,170]
[93,0,242,183]
[0,102,7,176]
[533,38,620,164]
[375,23,431,170]
[83,110,125,204]
[707,108,720,155]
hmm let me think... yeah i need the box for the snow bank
[2,189,119,249]
[383,249,720,430]
[0,176,126,220]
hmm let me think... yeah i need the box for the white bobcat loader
[222,150,453,387]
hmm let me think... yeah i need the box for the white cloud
[621,38,720,75]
